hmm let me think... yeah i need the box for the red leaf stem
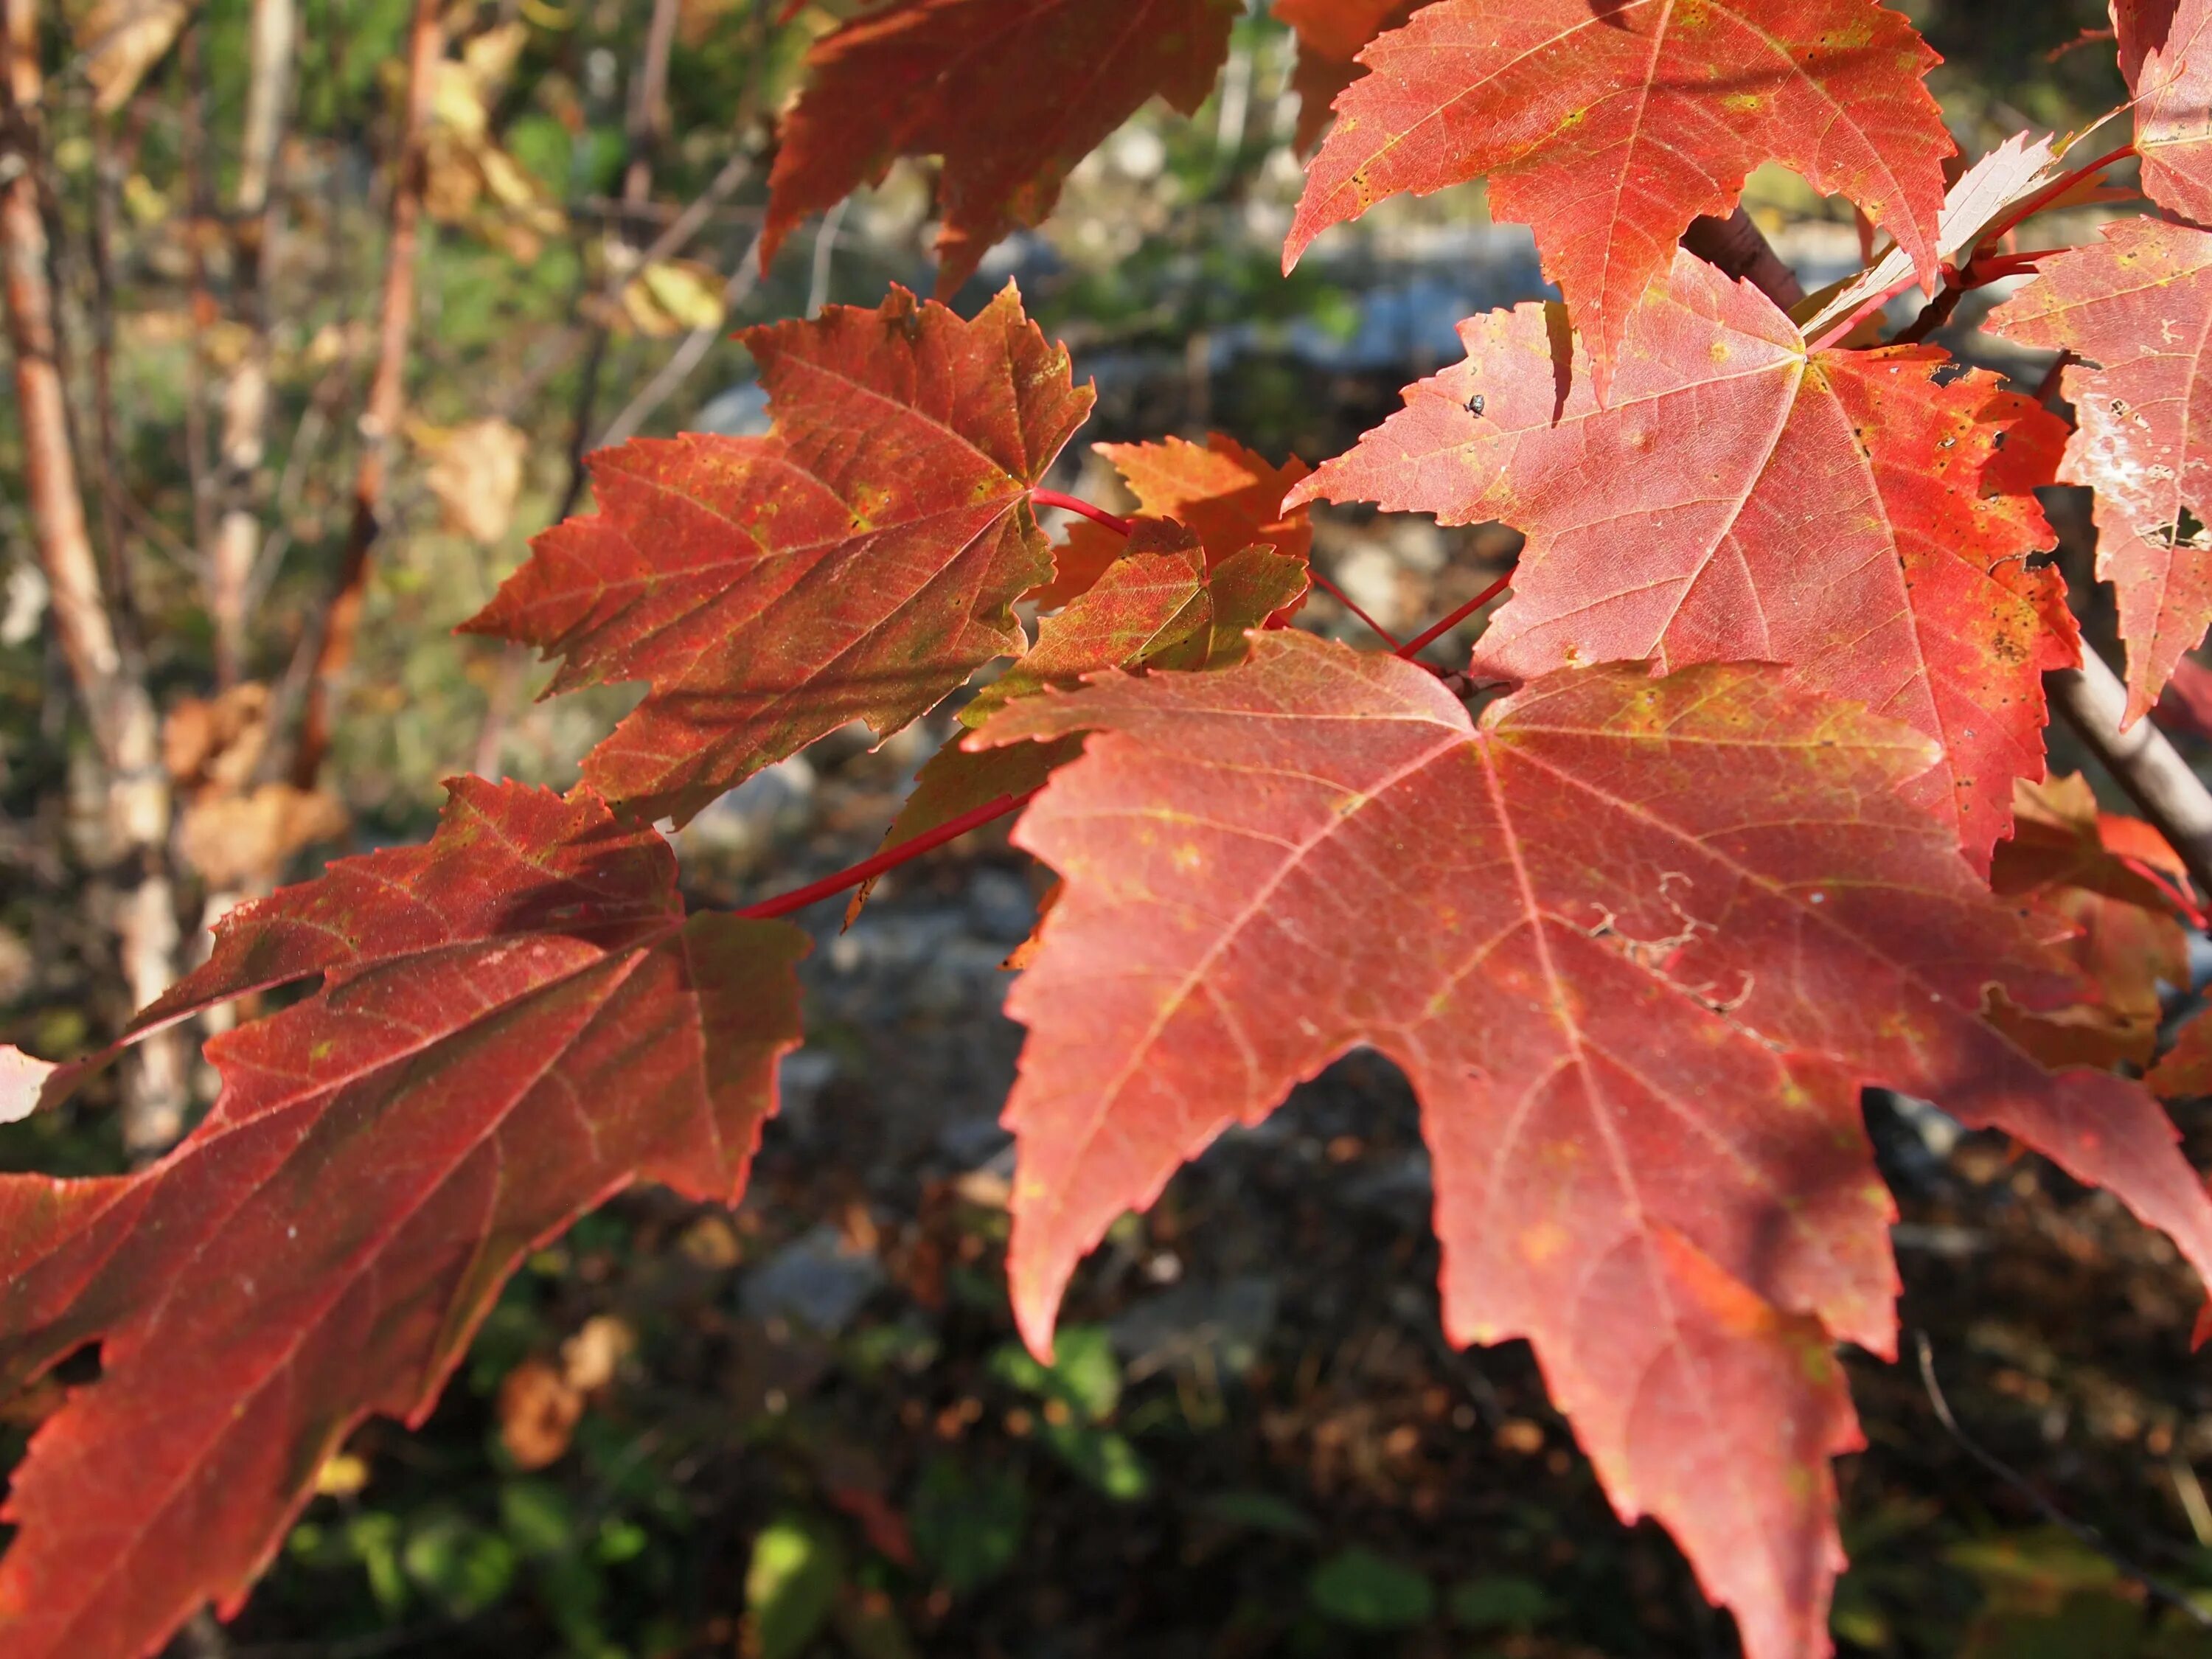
[1032,487,1133,537]
[734,789,1041,920]
[1981,142,2137,248]
[2119,852,2210,931]
[1397,565,1517,658]
[1302,566,1404,648]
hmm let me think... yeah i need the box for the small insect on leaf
[1465,393,1486,417]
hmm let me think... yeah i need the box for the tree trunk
[209,0,295,687]
[0,0,185,1153]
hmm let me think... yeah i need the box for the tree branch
[288,0,439,788]
[2047,645,2212,902]
[1680,207,1804,311]
[207,0,294,686]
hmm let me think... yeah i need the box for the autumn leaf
[0,779,807,1659]
[851,518,1307,920]
[463,284,1093,824]
[2159,654,2212,739]
[73,0,197,115]
[1273,0,1415,154]
[972,631,2212,1659]
[1292,250,2075,863]
[1989,774,2191,1068]
[1795,131,2067,344]
[2115,0,2212,223]
[1988,218,2212,724]
[1285,0,1950,398]
[1031,433,1314,611]
[762,0,1239,295]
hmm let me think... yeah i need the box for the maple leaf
[1284,0,1950,398]
[2115,0,2212,223]
[1795,131,2065,344]
[1989,774,2191,1068]
[971,631,2212,1659]
[463,284,1093,824]
[2152,1004,2212,1098]
[1987,218,2212,724]
[852,518,1307,919]
[1273,0,1415,155]
[760,0,1239,296]
[1029,433,1314,611]
[0,779,807,1659]
[2158,653,2212,739]
[1291,249,2076,863]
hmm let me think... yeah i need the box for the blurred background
[10,1,2212,1655]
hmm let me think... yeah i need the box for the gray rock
[966,869,1037,944]
[1111,1274,1279,1382]
[740,1222,886,1337]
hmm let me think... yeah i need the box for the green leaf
[988,1323,1121,1422]
[1040,1422,1153,1502]
[1447,1574,1552,1632]
[910,1457,1027,1597]
[1194,1490,1320,1540]
[1309,1546,1436,1630]
[403,1514,520,1618]
[743,1516,844,1659]
[499,1479,577,1559]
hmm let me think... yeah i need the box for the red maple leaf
[2157,653,2212,738]
[2115,0,2212,223]
[1029,433,1313,611]
[0,779,806,1659]
[761,0,1239,294]
[1990,774,2191,1068]
[854,518,1306,919]
[1284,0,1950,397]
[972,631,2212,1659]
[1291,250,2076,863]
[463,285,1093,824]
[1988,218,2212,723]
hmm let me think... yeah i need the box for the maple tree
[18,4,2212,1658]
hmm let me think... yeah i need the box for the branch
[0,0,186,1152]
[207,0,294,686]
[1680,207,1804,311]
[2047,644,2212,901]
[1915,1332,2212,1629]
[288,0,439,789]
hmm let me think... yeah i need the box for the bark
[1680,206,1806,310]
[208,0,294,686]
[0,0,185,1152]
[288,0,439,789]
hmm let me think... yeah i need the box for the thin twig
[287,0,440,788]
[1914,1331,2212,1628]
[591,223,765,448]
